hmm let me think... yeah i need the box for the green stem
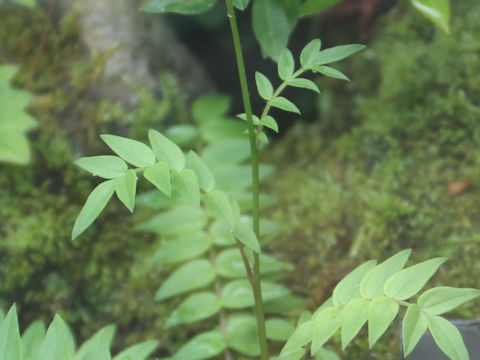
[224,0,268,359]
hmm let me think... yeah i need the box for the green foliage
[0,305,158,360]
[411,0,450,33]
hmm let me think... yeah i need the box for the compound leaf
[255,71,274,100]
[101,134,155,168]
[384,258,446,300]
[269,97,300,114]
[300,39,321,67]
[287,78,320,93]
[313,44,366,65]
[279,320,314,359]
[144,162,171,197]
[332,260,377,307]
[260,115,279,132]
[278,48,295,80]
[402,304,428,357]
[426,314,469,360]
[72,179,116,240]
[115,169,137,212]
[341,298,369,350]
[148,129,185,171]
[312,65,350,81]
[368,296,399,348]
[311,307,341,354]
[418,287,480,315]
[75,156,128,179]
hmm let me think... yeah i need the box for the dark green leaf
[255,72,274,100]
[140,0,217,14]
[287,78,320,93]
[72,180,116,239]
[155,260,215,301]
[341,298,369,350]
[278,48,295,80]
[367,296,399,348]
[411,0,450,33]
[332,260,377,307]
[384,257,446,300]
[300,0,339,16]
[402,304,428,357]
[311,65,350,81]
[101,134,155,168]
[113,340,159,360]
[426,314,468,360]
[300,39,321,67]
[165,292,220,328]
[75,156,128,179]
[0,305,21,360]
[233,222,261,253]
[418,287,480,315]
[252,0,291,61]
[173,331,225,360]
[187,151,215,192]
[313,44,366,65]
[144,162,171,196]
[115,169,137,212]
[269,97,300,114]
[148,129,185,171]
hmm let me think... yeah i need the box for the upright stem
[225,0,269,359]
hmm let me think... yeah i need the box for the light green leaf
[300,39,321,67]
[314,347,341,360]
[226,314,259,356]
[341,298,369,350]
[144,162,171,196]
[12,0,36,7]
[115,170,137,212]
[101,134,155,168]
[140,0,217,14]
[199,118,247,142]
[418,287,480,315]
[260,115,279,132]
[311,307,341,354]
[40,315,75,360]
[165,292,220,328]
[252,0,291,61]
[402,304,428,357]
[269,97,300,114]
[255,71,274,100]
[311,65,350,81]
[300,0,339,16]
[215,249,247,278]
[384,257,446,300]
[411,0,450,33]
[0,305,21,360]
[113,340,159,360]
[233,0,250,10]
[187,151,215,192]
[221,280,289,308]
[279,320,314,359]
[171,169,200,206]
[72,179,116,239]
[278,48,295,80]
[367,296,399,348]
[75,156,128,179]
[155,259,215,301]
[191,94,231,123]
[21,320,46,360]
[236,113,260,125]
[266,318,295,341]
[74,325,114,360]
[287,78,320,93]
[148,129,185,171]
[312,44,366,65]
[202,139,250,167]
[148,232,213,266]
[137,206,206,235]
[360,249,412,299]
[202,191,235,227]
[332,260,377,307]
[426,314,469,360]
[233,222,261,253]
[165,125,197,146]
[173,331,225,360]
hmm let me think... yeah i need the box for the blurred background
[1,0,480,358]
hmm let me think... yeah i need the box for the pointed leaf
[113,340,158,360]
[216,249,247,278]
[266,318,295,341]
[21,320,46,360]
[341,298,369,350]
[411,0,450,33]
[384,257,446,300]
[402,304,428,357]
[332,260,377,307]
[260,115,279,132]
[101,134,155,167]
[360,249,411,299]
[311,307,341,354]
[165,292,221,328]
[368,296,399,348]
[300,39,321,67]
[418,287,480,315]
[312,65,350,81]
[72,179,116,239]
[255,72,274,100]
[236,113,260,125]
[233,0,250,10]
[148,129,185,171]
[171,169,200,206]
[287,78,320,93]
[426,314,469,360]
[115,169,137,212]
[173,331,225,360]
[314,347,341,360]
[0,305,21,360]
[74,325,115,360]
[278,48,295,80]
[233,221,260,253]
[187,151,215,192]
[144,162,171,196]
[269,97,300,114]
[279,320,314,359]
[155,260,215,301]
[202,191,235,227]
[252,0,290,61]
[40,315,75,360]
[140,0,217,14]
[313,44,366,65]
[75,156,128,179]
[222,280,289,308]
